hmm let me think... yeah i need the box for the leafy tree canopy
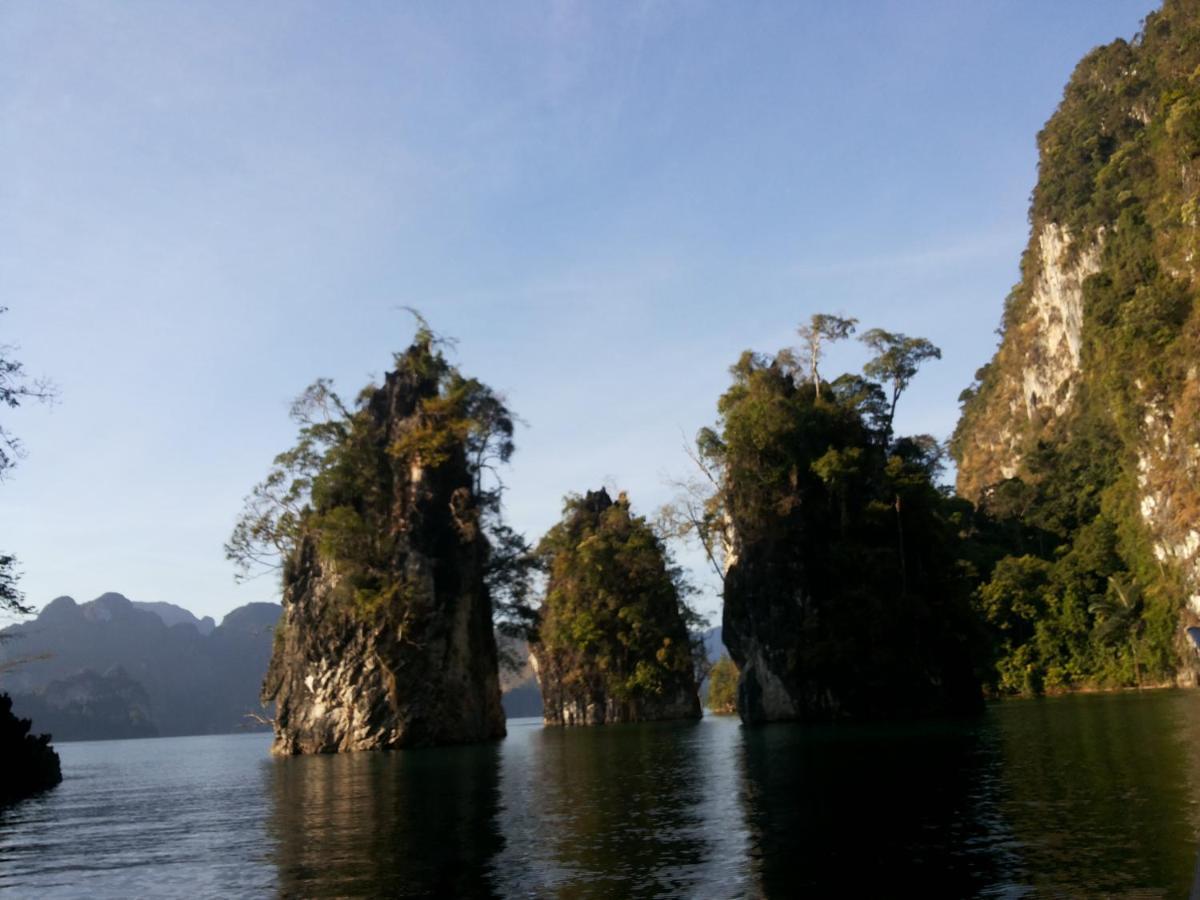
[705,654,738,714]
[228,317,532,632]
[535,489,704,703]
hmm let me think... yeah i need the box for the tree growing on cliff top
[661,316,941,585]
[684,317,979,722]
[859,328,942,443]
[227,317,534,637]
[797,313,858,399]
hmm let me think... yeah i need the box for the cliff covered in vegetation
[681,320,982,723]
[530,489,701,726]
[244,326,517,752]
[953,0,1200,694]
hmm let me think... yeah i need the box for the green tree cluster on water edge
[706,655,738,715]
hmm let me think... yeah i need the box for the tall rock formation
[704,350,981,723]
[530,489,701,726]
[953,0,1200,686]
[262,335,508,753]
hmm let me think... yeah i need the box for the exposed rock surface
[953,0,1200,681]
[722,537,980,724]
[954,224,1103,498]
[531,652,700,726]
[1138,390,1200,617]
[263,357,505,754]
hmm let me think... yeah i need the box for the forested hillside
[953,0,1200,693]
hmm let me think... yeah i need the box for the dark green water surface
[4,690,1200,897]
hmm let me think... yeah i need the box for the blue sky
[1,1,1150,623]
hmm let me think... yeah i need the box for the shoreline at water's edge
[987,679,1187,702]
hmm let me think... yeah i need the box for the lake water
[4,691,1200,897]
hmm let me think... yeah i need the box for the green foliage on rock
[533,489,702,716]
[229,319,531,631]
[706,655,738,714]
[703,325,983,721]
[953,1,1200,696]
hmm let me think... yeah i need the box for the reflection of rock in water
[268,742,503,897]
[991,692,1199,895]
[502,720,746,896]
[737,719,1010,895]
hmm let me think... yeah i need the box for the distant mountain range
[702,626,724,663]
[129,600,216,635]
[0,594,725,741]
[1,592,280,741]
[0,592,561,741]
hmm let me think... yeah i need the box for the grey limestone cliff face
[720,543,808,725]
[530,651,700,726]
[953,223,1103,499]
[262,362,505,754]
[952,1,1200,662]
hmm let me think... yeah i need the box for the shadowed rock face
[0,693,61,805]
[721,543,806,725]
[263,360,505,754]
[12,668,157,742]
[533,657,700,726]
[721,525,981,726]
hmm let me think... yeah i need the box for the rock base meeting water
[5,692,1200,897]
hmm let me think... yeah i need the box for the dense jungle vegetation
[954,0,1200,695]
[669,316,985,718]
[532,489,702,714]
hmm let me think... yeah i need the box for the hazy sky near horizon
[2,1,1150,624]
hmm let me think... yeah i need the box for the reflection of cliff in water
[490,718,752,897]
[258,696,1200,895]
[991,692,1199,895]
[737,717,1013,895]
[267,741,503,897]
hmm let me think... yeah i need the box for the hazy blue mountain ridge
[1,593,279,740]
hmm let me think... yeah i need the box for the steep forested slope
[954,0,1200,692]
